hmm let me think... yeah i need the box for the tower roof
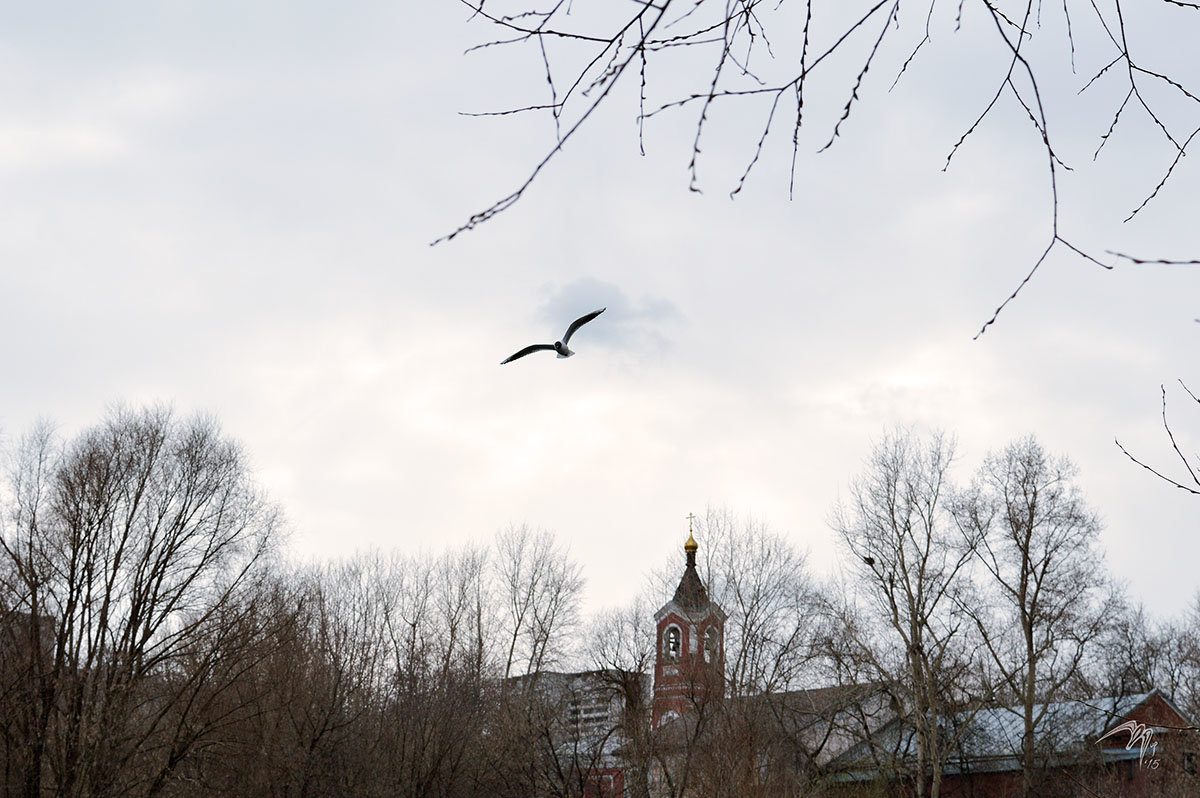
[672,534,709,610]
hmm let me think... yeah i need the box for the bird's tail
[556,348,574,359]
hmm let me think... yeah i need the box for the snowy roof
[949,693,1150,766]
[833,689,1181,776]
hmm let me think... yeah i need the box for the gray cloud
[536,277,682,356]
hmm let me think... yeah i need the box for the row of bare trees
[822,430,1198,797]
[0,408,1195,796]
[0,407,594,797]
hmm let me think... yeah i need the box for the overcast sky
[1,2,1197,620]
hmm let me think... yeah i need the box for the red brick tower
[652,530,726,727]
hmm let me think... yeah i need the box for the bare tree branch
[440,0,1200,334]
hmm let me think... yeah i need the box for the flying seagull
[500,307,606,365]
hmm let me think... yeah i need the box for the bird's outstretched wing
[561,307,606,346]
[501,343,554,365]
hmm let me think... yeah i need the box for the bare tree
[955,435,1117,798]
[440,0,1199,329]
[591,600,657,798]
[267,558,390,796]
[1086,599,1162,698]
[830,428,982,798]
[0,406,279,797]
[687,507,817,696]
[381,546,501,796]
[1085,593,1200,730]
[431,543,493,683]
[188,546,510,797]
[166,575,319,796]
[496,523,585,679]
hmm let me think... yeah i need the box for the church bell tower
[652,527,726,726]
